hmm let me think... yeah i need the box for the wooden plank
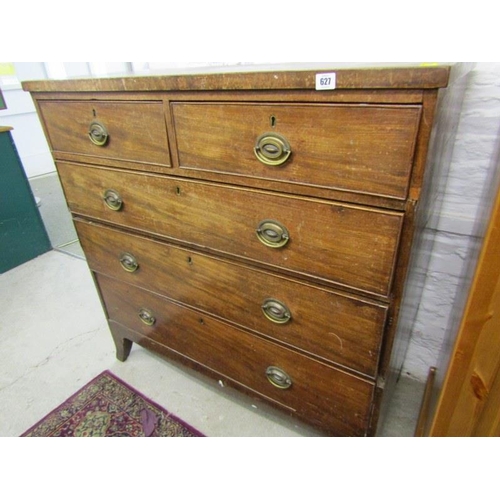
[21,66,450,93]
[28,89,426,104]
[429,183,500,436]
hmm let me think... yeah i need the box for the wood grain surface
[59,162,403,297]
[38,100,170,167]
[173,102,421,200]
[97,273,376,437]
[77,219,388,377]
[22,66,450,93]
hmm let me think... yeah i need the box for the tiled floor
[0,173,425,437]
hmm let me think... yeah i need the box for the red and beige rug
[21,370,204,437]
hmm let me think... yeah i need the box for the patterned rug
[21,370,204,437]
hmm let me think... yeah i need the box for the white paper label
[315,72,336,90]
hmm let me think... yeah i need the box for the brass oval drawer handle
[88,120,109,147]
[266,366,292,390]
[138,308,156,326]
[254,132,291,166]
[103,189,123,211]
[256,219,290,248]
[119,252,139,273]
[262,298,291,324]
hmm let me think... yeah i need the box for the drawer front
[38,100,170,166]
[76,220,388,376]
[59,163,403,297]
[172,102,421,200]
[96,274,375,436]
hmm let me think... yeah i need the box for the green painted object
[0,128,51,273]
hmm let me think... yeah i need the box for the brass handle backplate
[119,252,139,273]
[262,298,291,324]
[88,120,109,147]
[254,132,291,166]
[256,219,290,248]
[266,366,292,390]
[103,189,123,211]
[138,308,155,326]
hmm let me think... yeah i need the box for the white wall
[402,63,500,381]
[0,63,55,178]
[2,61,499,382]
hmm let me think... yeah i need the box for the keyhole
[270,115,276,128]
[92,108,97,118]
[176,186,181,195]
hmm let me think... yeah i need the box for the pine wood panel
[429,184,500,436]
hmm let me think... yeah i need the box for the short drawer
[76,220,388,376]
[172,102,421,200]
[38,99,170,167]
[59,163,403,297]
[96,274,376,436]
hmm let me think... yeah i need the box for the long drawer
[58,162,404,297]
[172,102,421,200]
[38,100,171,167]
[96,273,376,436]
[76,219,388,376]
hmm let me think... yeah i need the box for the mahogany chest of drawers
[23,66,450,436]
